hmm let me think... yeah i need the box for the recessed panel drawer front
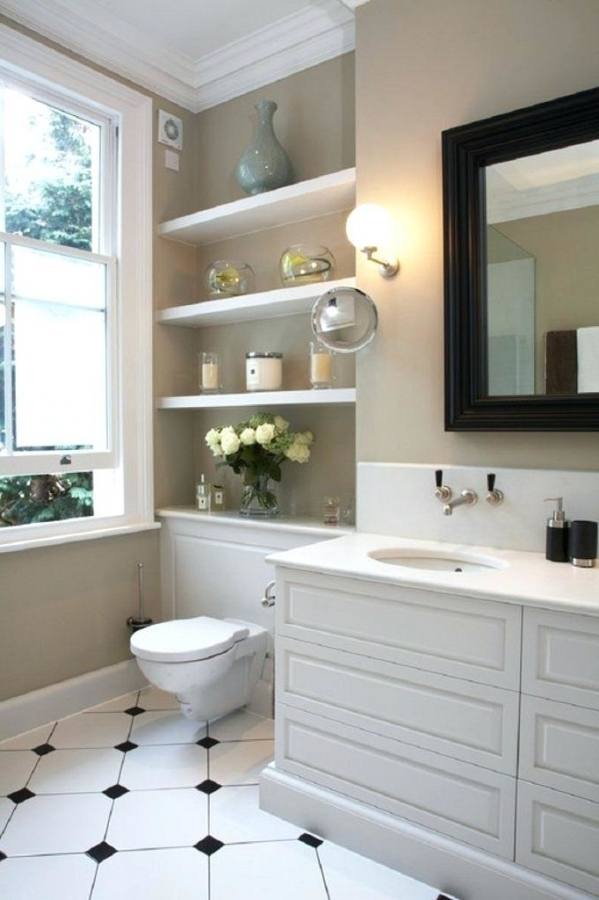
[276,704,516,859]
[522,608,599,710]
[516,780,599,896]
[279,637,519,774]
[277,570,521,689]
[519,695,599,804]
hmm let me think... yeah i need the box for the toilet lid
[131,616,250,663]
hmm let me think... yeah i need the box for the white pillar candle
[310,348,332,388]
[202,362,219,391]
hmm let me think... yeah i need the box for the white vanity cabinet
[272,566,599,897]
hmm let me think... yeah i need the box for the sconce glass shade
[346,203,394,250]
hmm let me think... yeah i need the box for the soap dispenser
[544,497,569,562]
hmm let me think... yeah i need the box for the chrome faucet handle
[485,473,504,507]
[261,581,276,608]
[434,469,453,503]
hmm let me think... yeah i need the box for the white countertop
[157,507,355,539]
[268,532,599,616]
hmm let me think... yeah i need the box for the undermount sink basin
[368,548,508,573]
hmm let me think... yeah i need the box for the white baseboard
[0,659,146,740]
[260,765,592,900]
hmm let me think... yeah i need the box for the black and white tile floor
[0,687,453,899]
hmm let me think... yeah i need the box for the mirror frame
[443,85,599,431]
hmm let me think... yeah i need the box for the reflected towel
[577,326,599,393]
[545,331,577,394]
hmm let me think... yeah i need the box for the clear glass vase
[239,472,279,518]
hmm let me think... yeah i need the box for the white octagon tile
[209,710,274,742]
[139,687,179,710]
[51,713,131,749]
[120,744,207,789]
[319,842,442,900]
[209,740,273,785]
[131,711,206,746]
[209,785,299,843]
[211,841,327,900]
[29,748,123,794]
[107,788,208,850]
[0,797,14,833]
[0,853,96,900]
[0,751,37,795]
[0,793,111,855]
[92,847,208,900]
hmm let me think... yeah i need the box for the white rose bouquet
[205,414,313,516]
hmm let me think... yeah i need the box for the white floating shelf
[158,388,356,410]
[157,277,356,328]
[158,168,356,246]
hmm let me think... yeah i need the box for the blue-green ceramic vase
[235,100,293,196]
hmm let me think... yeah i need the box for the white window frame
[0,25,154,551]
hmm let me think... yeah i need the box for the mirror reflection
[485,139,599,397]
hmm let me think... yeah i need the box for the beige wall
[494,206,599,392]
[355,0,599,469]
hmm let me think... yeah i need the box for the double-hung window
[0,26,153,549]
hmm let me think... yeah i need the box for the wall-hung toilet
[130,616,268,721]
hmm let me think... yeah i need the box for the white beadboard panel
[516,781,599,896]
[357,463,599,553]
[276,705,516,859]
[277,569,522,689]
[521,608,599,710]
[519,695,599,803]
[278,637,519,774]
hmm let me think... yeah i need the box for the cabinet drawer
[519,695,599,804]
[516,781,599,896]
[522,608,599,710]
[277,569,521,690]
[279,637,519,774]
[276,704,516,859]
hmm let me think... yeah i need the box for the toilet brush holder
[127,561,153,634]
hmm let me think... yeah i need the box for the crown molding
[0,0,355,113]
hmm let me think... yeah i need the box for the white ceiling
[0,0,367,112]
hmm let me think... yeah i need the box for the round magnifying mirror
[311,286,378,354]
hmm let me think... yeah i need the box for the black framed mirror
[443,86,599,430]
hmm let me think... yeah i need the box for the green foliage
[0,473,93,527]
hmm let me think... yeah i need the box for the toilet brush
[127,561,154,633]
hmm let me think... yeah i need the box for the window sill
[0,521,160,554]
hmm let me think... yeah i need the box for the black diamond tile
[7,788,35,805]
[124,706,145,717]
[197,736,219,749]
[437,896,455,900]
[196,779,221,795]
[298,832,323,848]
[103,784,129,799]
[0,851,6,862]
[32,743,55,757]
[86,842,117,863]
[194,836,224,856]
[114,741,138,753]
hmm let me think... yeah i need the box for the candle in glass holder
[310,341,333,389]
[200,351,220,394]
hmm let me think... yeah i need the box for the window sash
[0,230,117,477]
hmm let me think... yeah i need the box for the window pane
[12,247,108,451]
[2,88,100,252]
[0,242,5,452]
[0,472,93,527]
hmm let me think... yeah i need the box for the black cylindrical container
[569,520,598,568]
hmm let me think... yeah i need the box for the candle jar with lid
[245,352,283,392]
[309,341,333,389]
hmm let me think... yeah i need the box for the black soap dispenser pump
[544,497,569,562]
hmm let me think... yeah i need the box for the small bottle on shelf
[211,483,225,512]
[196,474,210,512]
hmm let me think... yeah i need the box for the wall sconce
[345,204,399,279]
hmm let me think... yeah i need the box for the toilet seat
[131,616,250,663]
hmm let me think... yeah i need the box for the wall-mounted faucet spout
[443,489,478,516]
